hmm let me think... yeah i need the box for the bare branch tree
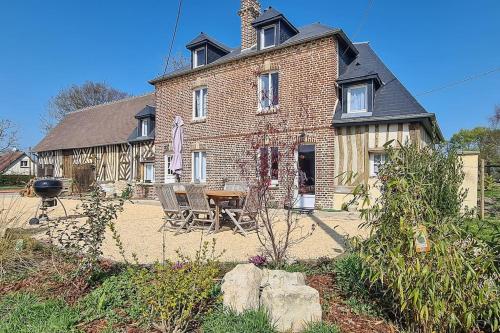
[41,81,131,133]
[163,51,190,74]
[0,119,18,153]
[490,105,500,129]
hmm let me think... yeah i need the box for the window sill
[257,105,279,115]
[191,118,207,124]
[341,111,372,119]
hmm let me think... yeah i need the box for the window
[259,147,279,185]
[261,25,276,49]
[192,151,207,183]
[20,160,28,167]
[193,47,206,68]
[347,85,368,113]
[193,88,208,119]
[141,119,148,136]
[258,72,279,110]
[370,153,386,177]
[144,162,154,182]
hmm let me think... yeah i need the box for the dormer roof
[135,105,156,119]
[252,7,299,33]
[186,32,231,53]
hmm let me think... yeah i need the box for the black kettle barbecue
[29,179,67,225]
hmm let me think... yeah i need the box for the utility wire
[163,0,183,75]
[341,0,374,58]
[416,66,500,96]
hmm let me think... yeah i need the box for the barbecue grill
[29,179,68,225]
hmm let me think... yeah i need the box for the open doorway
[296,144,315,210]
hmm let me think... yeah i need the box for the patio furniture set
[154,182,259,236]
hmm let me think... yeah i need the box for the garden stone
[260,285,322,332]
[260,269,305,289]
[221,263,262,313]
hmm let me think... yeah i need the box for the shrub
[0,174,31,187]
[202,308,276,333]
[303,321,341,333]
[332,253,366,298]
[132,240,222,333]
[0,293,78,332]
[248,254,267,267]
[351,143,499,332]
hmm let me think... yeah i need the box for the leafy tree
[41,81,130,133]
[449,127,500,164]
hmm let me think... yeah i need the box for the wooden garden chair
[154,184,192,235]
[221,181,248,208]
[184,184,217,233]
[223,187,259,236]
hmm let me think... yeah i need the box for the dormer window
[141,119,148,136]
[193,47,206,68]
[261,25,276,49]
[347,84,368,113]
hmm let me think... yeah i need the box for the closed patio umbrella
[170,116,184,176]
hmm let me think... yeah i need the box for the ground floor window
[370,153,386,177]
[144,162,154,183]
[192,151,206,183]
[259,146,279,185]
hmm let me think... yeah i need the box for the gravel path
[3,196,368,263]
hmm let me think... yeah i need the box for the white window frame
[141,119,148,136]
[369,153,386,177]
[258,71,279,111]
[192,151,207,183]
[347,84,368,113]
[260,25,276,49]
[193,47,206,68]
[192,87,208,120]
[164,154,176,183]
[144,162,155,182]
[20,160,28,168]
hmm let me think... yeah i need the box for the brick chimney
[238,0,261,50]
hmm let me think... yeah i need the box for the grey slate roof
[150,23,354,84]
[333,42,443,139]
[186,32,231,52]
[135,105,156,119]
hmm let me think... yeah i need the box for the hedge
[0,175,32,187]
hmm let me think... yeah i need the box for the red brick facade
[153,36,339,208]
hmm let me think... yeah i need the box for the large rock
[261,285,322,332]
[221,263,262,313]
[260,269,306,289]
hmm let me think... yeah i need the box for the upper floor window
[20,160,28,167]
[347,84,368,113]
[258,72,279,110]
[141,119,148,136]
[193,47,206,68]
[261,25,276,49]
[193,88,208,120]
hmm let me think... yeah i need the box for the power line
[341,0,374,58]
[416,66,500,96]
[163,0,183,75]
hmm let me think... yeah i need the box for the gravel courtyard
[2,195,367,263]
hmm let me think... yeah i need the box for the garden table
[175,189,246,233]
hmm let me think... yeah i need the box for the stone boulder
[221,263,262,313]
[260,269,306,289]
[261,285,322,332]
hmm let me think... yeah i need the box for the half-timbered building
[33,93,156,197]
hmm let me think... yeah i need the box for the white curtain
[349,87,367,112]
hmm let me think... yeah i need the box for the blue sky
[0,0,499,150]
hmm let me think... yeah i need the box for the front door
[164,154,176,183]
[62,150,73,179]
[295,144,315,210]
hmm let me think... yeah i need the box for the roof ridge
[68,92,154,115]
[353,41,370,44]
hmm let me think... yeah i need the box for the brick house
[150,0,443,209]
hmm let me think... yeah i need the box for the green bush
[303,321,341,333]
[0,293,78,333]
[78,269,146,327]
[352,143,499,332]
[332,253,366,297]
[202,308,276,333]
[132,240,222,333]
[0,174,31,187]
